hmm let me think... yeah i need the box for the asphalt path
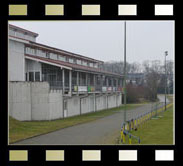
[14,95,169,145]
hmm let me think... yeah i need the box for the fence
[120,102,173,144]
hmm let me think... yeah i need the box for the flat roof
[9,24,39,37]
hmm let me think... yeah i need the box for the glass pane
[29,72,34,81]
[35,72,40,81]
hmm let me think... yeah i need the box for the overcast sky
[9,21,174,64]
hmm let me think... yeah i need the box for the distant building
[127,73,145,85]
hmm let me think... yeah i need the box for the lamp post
[123,21,127,122]
[165,51,168,111]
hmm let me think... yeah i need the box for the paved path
[14,96,168,145]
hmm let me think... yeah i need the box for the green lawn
[120,105,173,145]
[9,103,143,144]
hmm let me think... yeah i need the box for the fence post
[155,102,158,117]
[138,138,141,144]
[129,134,132,144]
[134,118,137,130]
[120,129,123,143]
[123,131,126,144]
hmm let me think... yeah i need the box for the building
[8,24,123,121]
[127,73,145,85]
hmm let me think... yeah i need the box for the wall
[65,93,122,118]
[49,90,63,120]
[96,95,107,111]
[9,82,63,121]
[9,82,122,121]
[66,97,80,117]
[31,83,50,121]
[81,97,91,114]
[25,59,42,76]
[9,82,31,121]
[9,40,25,81]
[108,94,117,108]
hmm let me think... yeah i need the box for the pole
[165,51,168,111]
[123,21,127,122]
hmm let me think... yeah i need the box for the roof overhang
[9,36,30,44]
[25,55,72,70]
[9,24,39,37]
[27,42,104,63]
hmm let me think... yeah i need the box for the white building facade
[8,24,123,121]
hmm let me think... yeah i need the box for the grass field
[9,103,143,144]
[118,105,173,145]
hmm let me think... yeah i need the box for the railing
[48,81,123,93]
[120,102,173,144]
[49,81,63,90]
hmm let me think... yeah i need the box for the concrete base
[9,82,122,121]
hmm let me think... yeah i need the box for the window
[83,61,87,66]
[89,63,93,67]
[73,58,77,64]
[66,57,69,62]
[35,72,40,81]
[77,59,81,65]
[46,52,50,58]
[69,58,73,63]
[58,55,66,61]
[25,73,28,81]
[50,53,57,60]
[29,72,34,81]
[94,63,98,68]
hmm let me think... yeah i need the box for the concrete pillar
[111,78,114,91]
[77,71,79,86]
[100,75,103,92]
[94,93,96,112]
[101,75,104,87]
[69,70,72,95]
[120,78,123,87]
[76,71,79,95]
[106,77,109,87]
[62,69,65,94]
[93,74,96,90]
[86,73,88,86]
[88,74,90,86]
[86,73,88,93]
[116,78,118,89]
[40,66,42,81]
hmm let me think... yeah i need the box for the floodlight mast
[165,51,168,111]
[123,21,127,123]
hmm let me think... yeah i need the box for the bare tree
[143,60,162,101]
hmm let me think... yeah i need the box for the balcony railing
[48,81,123,93]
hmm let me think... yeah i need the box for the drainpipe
[94,93,96,112]
[69,70,72,96]
[77,71,79,96]
[107,94,108,109]
[80,97,81,115]
[30,82,33,121]
[62,69,65,95]
[63,98,65,119]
